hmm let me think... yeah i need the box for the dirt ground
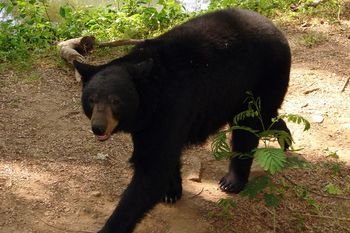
[1,10,350,233]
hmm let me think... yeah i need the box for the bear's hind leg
[219,120,259,193]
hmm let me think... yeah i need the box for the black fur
[75,8,291,233]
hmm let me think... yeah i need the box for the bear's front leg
[98,167,169,233]
[98,134,183,233]
[163,161,182,204]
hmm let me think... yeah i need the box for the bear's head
[74,59,153,141]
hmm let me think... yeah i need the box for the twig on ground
[341,77,350,92]
[264,207,276,233]
[190,187,204,198]
[303,88,320,95]
[300,213,350,222]
[282,175,350,200]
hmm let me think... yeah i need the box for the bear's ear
[73,60,102,84]
[128,59,154,79]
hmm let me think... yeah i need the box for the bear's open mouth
[96,133,110,141]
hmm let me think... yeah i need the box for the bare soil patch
[1,16,350,233]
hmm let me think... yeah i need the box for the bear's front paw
[163,190,182,204]
[219,173,247,194]
[163,181,182,204]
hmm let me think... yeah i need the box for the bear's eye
[88,96,95,105]
[110,97,121,106]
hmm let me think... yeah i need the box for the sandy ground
[1,11,350,233]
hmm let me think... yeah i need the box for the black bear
[74,8,291,233]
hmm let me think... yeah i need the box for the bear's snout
[90,104,119,141]
[91,123,107,136]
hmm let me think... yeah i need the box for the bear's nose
[92,124,106,136]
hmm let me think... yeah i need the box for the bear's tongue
[96,134,109,141]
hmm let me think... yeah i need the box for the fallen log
[57,36,144,81]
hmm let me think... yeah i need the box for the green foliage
[254,148,286,174]
[0,0,341,63]
[324,183,342,195]
[211,126,258,160]
[209,0,297,16]
[211,131,233,160]
[299,31,328,48]
[294,185,320,211]
[240,175,281,207]
[218,198,238,208]
[212,92,310,211]
[211,92,310,174]
[324,148,339,159]
[263,193,280,207]
[240,175,270,199]
[275,114,310,131]
[208,0,341,18]
[0,0,55,61]
[0,0,189,62]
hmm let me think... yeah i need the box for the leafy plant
[212,92,310,214]
[299,31,328,48]
[208,0,341,19]
[293,185,320,211]
[212,92,310,174]
[0,0,189,62]
[324,183,342,195]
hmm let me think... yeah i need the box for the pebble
[311,114,324,123]
[96,152,108,160]
[91,191,102,197]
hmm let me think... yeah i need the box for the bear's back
[130,8,291,82]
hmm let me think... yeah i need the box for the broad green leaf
[324,183,342,195]
[6,4,14,14]
[258,129,293,148]
[211,132,232,160]
[59,7,66,18]
[264,193,280,207]
[279,114,311,131]
[240,175,270,199]
[232,109,258,125]
[218,198,237,208]
[254,148,286,174]
[229,125,259,135]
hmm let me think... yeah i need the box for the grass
[299,31,328,47]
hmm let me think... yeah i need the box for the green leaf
[229,125,259,136]
[254,148,286,174]
[324,183,342,195]
[258,129,293,148]
[279,114,311,131]
[211,131,232,160]
[59,7,66,18]
[264,193,280,207]
[240,175,270,199]
[6,4,14,14]
[218,198,237,208]
[232,109,257,125]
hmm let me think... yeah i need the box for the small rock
[96,152,108,160]
[91,191,102,197]
[311,115,324,123]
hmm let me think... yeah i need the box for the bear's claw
[219,174,246,194]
